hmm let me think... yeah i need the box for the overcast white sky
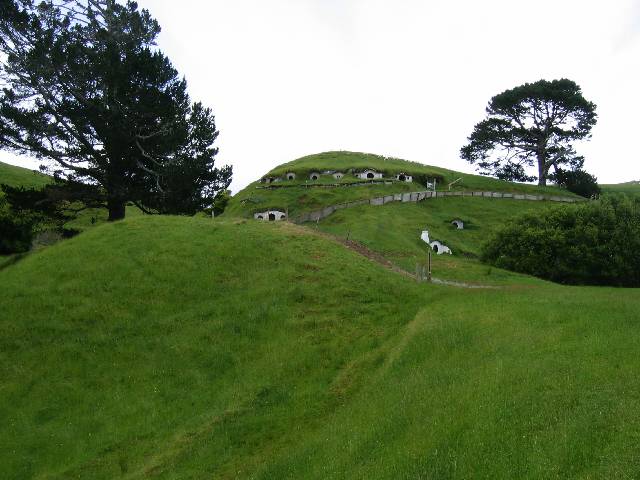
[3,0,640,191]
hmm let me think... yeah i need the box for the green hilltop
[225,151,578,219]
[2,151,640,478]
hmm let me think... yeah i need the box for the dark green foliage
[0,0,231,220]
[461,79,597,186]
[551,167,600,199]
[413,173,445,189]
[211,189,231,216]
[0,182,74,253]
[482,197,640,286]
[0,194,34,253]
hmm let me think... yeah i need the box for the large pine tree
[460,79,597,186]
[0,0,231,220]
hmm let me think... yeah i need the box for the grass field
[2,215,640,479]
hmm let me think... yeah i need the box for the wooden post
[428,250,432,282]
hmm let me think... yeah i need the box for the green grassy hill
[0,160,51,189]
[225,151,578,219]
[2,216,640,479]
[3,152,640,478]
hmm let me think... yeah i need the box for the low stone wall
[291,190,581,224]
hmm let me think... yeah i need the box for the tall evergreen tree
[461,79,597,186]
[0,0,231,220]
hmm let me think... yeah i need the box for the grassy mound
[225,151,578,219]
[2,215,640,478]
[0,216,427,478]
[0,161,51,189]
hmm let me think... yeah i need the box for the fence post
[428,251,432,282]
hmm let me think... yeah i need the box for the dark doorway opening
[367,172,374,179]
[268,213,276,221]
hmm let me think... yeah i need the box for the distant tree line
[482,196,640,287]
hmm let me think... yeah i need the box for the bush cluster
[481,196,640,286]
[551,168,601,198]
[0,184,74,255]
[0,193,36,254]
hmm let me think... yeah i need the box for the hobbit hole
[254,210,287,221]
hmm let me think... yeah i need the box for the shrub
[481,196,640,286]
[414,173,445,189]
[0,184,74,254]
[211,189,231,216]
[0,194,35,254]
[551,168,601,198]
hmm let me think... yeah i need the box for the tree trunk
[107,197,126,221]
[537,151,547,186]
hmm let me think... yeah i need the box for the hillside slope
[0,160,51,189]
[601,181,640,196]
[317,196,553,284]
[2,215,640,478]
[0,216,428,479]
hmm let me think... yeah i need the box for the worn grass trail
[316,196,557,286]
[250,286,640,479]
[314,226,501,288]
